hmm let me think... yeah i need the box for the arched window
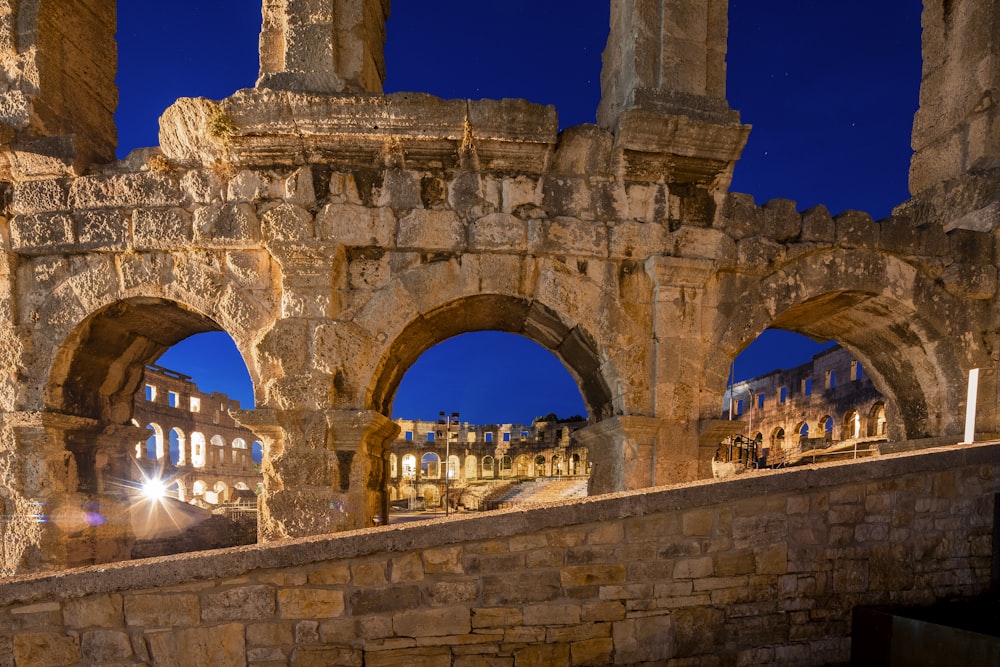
[389,453,398,478]
[190,432,206,467]
[421,452,440,479]
[869,403,887,436]
[169,428,184,464]
[464,455,477,480]
[482,455,495,479]
[401,454,417,480]
[447,455,460,480]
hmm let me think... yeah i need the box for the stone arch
[447,455,460,480]
[796,421,809,444]
[820,415,835,441]
[464,455,477,480]
[869,402,888,437]
[514,454,531,477]
[482,455,495,479]
[144,423,164,460]
[401,453,417,480]
[712,249,979,442]
[420,452,440,479]
[190,432,206,468]
[168,428,185,465]
[365,287,640,423]
[771,427,786,451]
[535,455,547,476]
[844,410,862,440]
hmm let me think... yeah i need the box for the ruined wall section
[911,0,1000,196]
[0,443,995,666]
[0,0,117,179]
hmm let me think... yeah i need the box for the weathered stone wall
[0,443,995,666]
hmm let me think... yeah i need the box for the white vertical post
[962,368,980,444]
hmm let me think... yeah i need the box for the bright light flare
[141,477,167,500]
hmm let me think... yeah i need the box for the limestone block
[393,606,471,638]
[834,210,879,248]
[379,169,421,210]
[611,615,672,664]
[262,203,314,241]
[246,620,293,647]
[352,558,388,587]
[667,225,735,262]
[316,202,396,246]
[560,565,627,588]
[74,209,127,250]
[80,630,131,663]
[736,237,785,269]
[468,213,528,251]
[365,646,450,667]
[762,198,801,242]
[193,203,261,246]
[623,182,668,223]
[422,545,464,574]
[522,603,582,626]
[10,213,74,252]
[226,251,274,291]
[201,585,276,622]
[13,632,80,667]
[68,173,180,210]
[278,588,345,619]
[800,205,835,242]
[570,637,614,666]
[123,593,200,627]
[529,217,608,257]
[146,623,246,666]
[180,169,225,204]
[133,208,192,249]
[12,179,68,215]
[939,263,998,299]
[63,593,122,629]
[715,191,761,240]
[501,176,543,215]
[609,220,666,259]
[309,562,352,586]
[670,606,724,656]
[397,209,464,251]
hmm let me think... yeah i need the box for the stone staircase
[492,477,589,508]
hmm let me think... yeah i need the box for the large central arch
[368,294,615,422]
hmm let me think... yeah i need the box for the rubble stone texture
[0,0,995,593]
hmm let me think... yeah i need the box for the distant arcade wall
[0,0,998,574]
[132,366,263,504]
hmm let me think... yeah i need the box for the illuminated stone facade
[0,0,995,581]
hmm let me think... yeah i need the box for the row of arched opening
[389,451,587,481]
[765,403,888,452]
[136,422,262,471]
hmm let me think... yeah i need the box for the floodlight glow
[142,478,167,500]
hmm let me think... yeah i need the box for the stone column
[0,0,117,179]
[911,0,1000,195]
[0,412,138,574]
[575,415,662,494]
[599,0,748,191]
[236,408,398,541]
[646,256,718,484]
[258,0,390,94]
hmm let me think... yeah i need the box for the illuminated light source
[142,478,167,500]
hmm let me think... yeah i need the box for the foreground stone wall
[1,442,995,666]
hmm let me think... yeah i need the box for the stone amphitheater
[0,1,998,665]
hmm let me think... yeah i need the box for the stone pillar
[236,408,398,541]
[599,0,748,191]
[0,0,117,180]
[646,256,718,484]
[911,0,1000,195]
[258,0,390,94]
[576,416,662,494]
[0,412,138,575]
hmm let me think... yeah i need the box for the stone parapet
[0,442,995,665]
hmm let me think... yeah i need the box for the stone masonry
[0,442,995,666]
[0,0,998,576]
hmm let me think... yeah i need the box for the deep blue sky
[124,1,922,423]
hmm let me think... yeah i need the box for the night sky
[123,1,922,424]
